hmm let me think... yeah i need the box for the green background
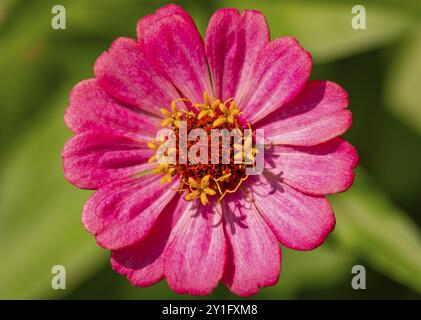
[0,0,420,299]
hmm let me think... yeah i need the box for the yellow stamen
[218,175,249,202]
[147,139,164,163]
[160,100,183,128]
[204,91,210,107]
[147,155,157,163]
[185,189,200,201]
[212,117,227,127]
[198,109,213,120]
[147,138,176,163]
[213,100,241,127]
[233,136,259,163]
[194,92,219,120]
[185,175,216,205]
[152,163,175,185]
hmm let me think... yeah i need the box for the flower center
[148,92,257,205]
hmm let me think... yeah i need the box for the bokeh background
[0,0,421,299]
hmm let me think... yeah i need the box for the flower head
[63,4,358,297]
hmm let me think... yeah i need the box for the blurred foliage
[224,0,418,63]
[331,169,421,293]
[385,26,421,135]
[0,86,107,299]
[0,0,420,299]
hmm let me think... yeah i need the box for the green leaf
[0,85,106,299]
[385,25,421,135]
[256,245,354,299]
[218,0,415,63]
[0,0,14,30]
[65,0,211,39]
[330,168,421,293]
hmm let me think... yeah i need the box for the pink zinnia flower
[62,4,358,296]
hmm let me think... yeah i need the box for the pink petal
[82,174,179,250]
[65,79,159,140]
[111,195,188,287]
[222,193,281,297]
[265,138,358,195]
[94,37,179,116]
[164,202,226,295]
[248,175,335,251]
[257,80,352,146]
[205,9,269,101]
[240,37,312,124]
[137,4,195,39]
[139,5,213,103]
[62,130,155,190]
